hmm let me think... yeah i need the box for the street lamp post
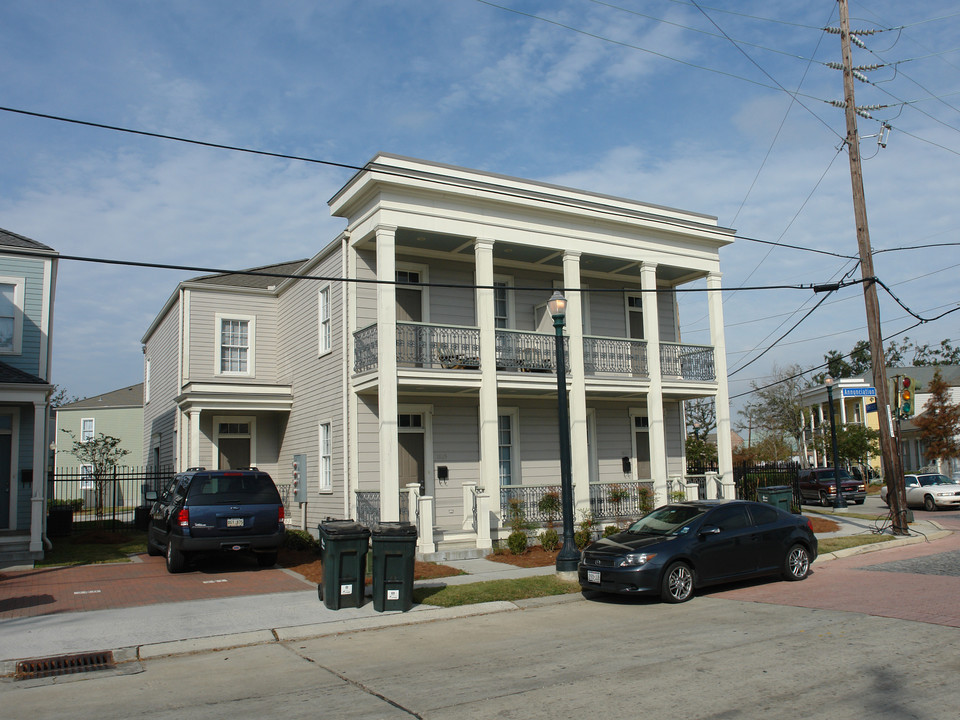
[548,291,580,573]
[824,377,847,509]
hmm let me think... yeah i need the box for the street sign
[841,387,876,397]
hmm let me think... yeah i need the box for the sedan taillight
[177,508,189,527]
[278,505,285,523]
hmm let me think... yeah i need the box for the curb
[813,528,952,563]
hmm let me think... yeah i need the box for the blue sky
[1,0,958,414]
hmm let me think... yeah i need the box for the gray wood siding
[356,396,380,490]
[430,403,479,531]
[586,282,626,338]
[143,301,180,469]
[187,290,279,384]
[0,254,49,377]
[276,246,347,527]
[593,403,634,483]
[664,401,684,476]
[355,249,377,330]
[513,401,563,484]
[399,256,473,327]
[658,289,678,343]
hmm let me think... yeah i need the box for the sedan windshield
[919,475,955,486]
[627,505,706,536]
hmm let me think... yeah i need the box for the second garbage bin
[371,522,418,612]
[318,520,370,610]
[758,485,794,512]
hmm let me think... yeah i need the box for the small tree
[62,430,130,521]
[813,423,880,470]
[912,369,960,473]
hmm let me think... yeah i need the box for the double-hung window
[0,277,24,354]
[81,418,95,442]
[318,422,332,492]
[318,287,331,355]
[216,314,255,376]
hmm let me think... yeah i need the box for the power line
[6,248,857,295]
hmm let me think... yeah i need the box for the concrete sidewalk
[0,513,951,671]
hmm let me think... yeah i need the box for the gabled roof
[59,383,144,410]
[0,360,46,385]
[0,227,56,253]
[188,260,309,290]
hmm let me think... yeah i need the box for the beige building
[141,154,735,558]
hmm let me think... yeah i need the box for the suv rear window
[186,473,281,504]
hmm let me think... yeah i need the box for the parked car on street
[145,467,286,573]
[881,473,960,511]
[797,467,866,506]
[578,500,817,603]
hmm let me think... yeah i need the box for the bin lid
[372,521,418,537]
[761,485,791,492]
[319,520,370,536]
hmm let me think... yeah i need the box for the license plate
[226,518,244,527]
[587,570,600,584]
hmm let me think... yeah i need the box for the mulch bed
[487,546,559,568]
[277,548,463,585]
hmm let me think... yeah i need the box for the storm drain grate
[16,651,116,680]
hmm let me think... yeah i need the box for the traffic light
[899,376,915,417]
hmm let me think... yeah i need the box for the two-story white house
[0,229,57,567]
[142,154,735,558]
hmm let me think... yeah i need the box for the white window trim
[0,276,25,355]
[395,262,430,323]
[213,415,257,469]
[144,357,151,404]
[492,274,515,329]
[215,313,256,377]
[318,286,332,357]
[80,417,95,443]
[498,407,520,487]
[318,421,332,493]
[624,293,643,339]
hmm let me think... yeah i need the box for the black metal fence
[685,460,803,511]
[48,466,174,529]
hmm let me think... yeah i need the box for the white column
[839,393,848,424]
[418,495,436,555]
[809,405,818,466]
[376,225,400,521]
[475,239,500,511]
[641,263,669,499]
[189,410,201,469]
[563,252,590,512]
[30,401,47,552]
[707,272,733,482]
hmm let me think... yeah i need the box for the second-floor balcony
[354,322,716,381]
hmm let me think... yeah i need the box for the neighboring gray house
[54,383,145,472]
[0,228,57,567]
[142,154,735,558]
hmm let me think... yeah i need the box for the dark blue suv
[146,468,286,573]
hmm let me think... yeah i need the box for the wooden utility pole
[837,0,908,533]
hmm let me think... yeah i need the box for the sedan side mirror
[699,524,721,536]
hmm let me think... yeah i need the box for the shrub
[537,491,561,522]
[669,490,687,503]
[507,529,529,555]
[637,486,654,515]
[603,524,620,538]
[539,527,560,552]
[607,485,630,504]
[282,528,319,552]
[574,510,597,550]
[48,498,83,512]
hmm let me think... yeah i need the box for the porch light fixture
[549,290,580,573]
[824,376,847,509]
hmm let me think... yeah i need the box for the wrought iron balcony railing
[352,322,714,382]
[583,336,647,375]
[659,342,716,381]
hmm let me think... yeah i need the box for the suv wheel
[820,491,831,507]
[166,542,187,573]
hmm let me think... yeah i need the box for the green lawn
[413,575,581,607]
[37,527,148,567]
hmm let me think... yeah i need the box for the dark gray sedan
[578,500,817,603]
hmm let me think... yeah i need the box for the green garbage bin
[758,485,794,512]
[47,505,73,537]
[371,522,418,613]
[318,520,370,610]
